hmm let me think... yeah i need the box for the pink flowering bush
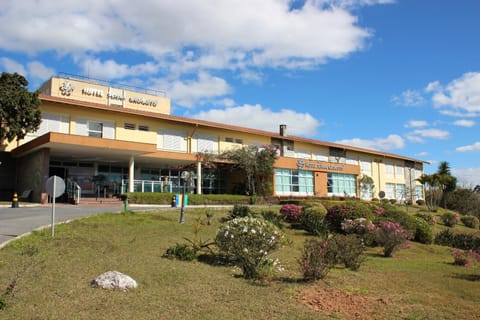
[452,249,480,267]
[299,239,337,281]
[376,221,410,257]
[280,204,302,223]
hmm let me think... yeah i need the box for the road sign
[46,176,65,237]
[46,176,65,198]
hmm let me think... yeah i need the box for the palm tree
[416,173,442,212]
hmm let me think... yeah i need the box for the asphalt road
[0,204,169,248]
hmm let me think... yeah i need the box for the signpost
[45,175,66,237]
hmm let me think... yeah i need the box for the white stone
[91,270,138,291]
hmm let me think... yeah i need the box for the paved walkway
[0,203,170,248]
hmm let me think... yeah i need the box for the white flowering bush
[215,216,285,279]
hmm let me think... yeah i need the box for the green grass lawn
[0,208,479,319]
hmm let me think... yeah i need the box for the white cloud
[426,72,480,116]
[415,151,428,157]
[406,128,450,143]
[0,0,375,73]
[335,134,405,151]
[391,89,426,106]
[189,104,322,137]
[453,119,475,127]
[163,72,232,108]
[78,58,159,81]
[27,61,55,80]
[456,141,480,152]
[452,167,480,188]
[0,57,27,75]
[404,120,428,128]
[319,0,395,9]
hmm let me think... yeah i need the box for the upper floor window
[88,121,103,137]
[138,125,149,131]
[76,118,115,139]
[385,161,394,177]
[329,147,346,164]
[360,159,372,175]
[124,123,135,130]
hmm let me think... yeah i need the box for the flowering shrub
[461,215,480,229]
[452,249,480,267]
[341,217,375,235]
[441,212,459,227]
[341,217,377,246]
[375,207,417,239]
[413,217,434,244]
[299,239,337,281]
[415,212,436,225]
[326,201,375,233]
[376,221,410,257]
[163,243,197,261]
[215,216,285,279]
[374,207,385,216]
[435,229,480,250]
[332,234,366,271]
[300,205,328,237]
[280,204,302,223]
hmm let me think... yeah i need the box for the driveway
[0,203,169,248]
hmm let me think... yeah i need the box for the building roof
[40,93,427,164]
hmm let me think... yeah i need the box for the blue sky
[1,0,479,186]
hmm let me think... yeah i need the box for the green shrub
[300,205,328,237]
[215,216,285,279]
[416,199,425,206]
[299,238,337,281]
[261,210,286,230]
[332,234,366,271]
[415,212,436,225]
[126,192,251,205]
[413,217,434,244]
[163,243,197,261]
[325,201,375,233]
[231,205,252,219]
[441,212,459,227]
[461,215,480,229]
[435,229,480,250]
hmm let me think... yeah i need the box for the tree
[0,72,41,145]
[435,161,457,208]
[221,145,278,197]
[416,173,442,212]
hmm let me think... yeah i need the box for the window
[225,137,234,143]
[314,151,328,162]
[88,121,103,137]
[196,134,219,154]
[386,183,395,199]
[76,118,114,139]
[395,164,404,178]
[157,129,187,152]
[360,159,372,175]
[235,138,243,144]
[329,147,346,164]
[35,113,69,136]
[385,162,394,177]
[346,154,357,165]
[275,169,314,195]
[395,184,405,200]
[124,123,135,130]
[327,173,356,196]
[138,125,149,131]
[296,149,311,159]
[415,185,424,200]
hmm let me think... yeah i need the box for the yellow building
[2,75,425,203]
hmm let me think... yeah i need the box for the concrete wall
[16,148,50,203]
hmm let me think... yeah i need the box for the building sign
[128,97,157,107]
[297,159,344,171]
[82,87,104,97]
[59,81,74,96]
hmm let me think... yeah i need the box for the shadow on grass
[197,253,235,267]
[451,273,480,281]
